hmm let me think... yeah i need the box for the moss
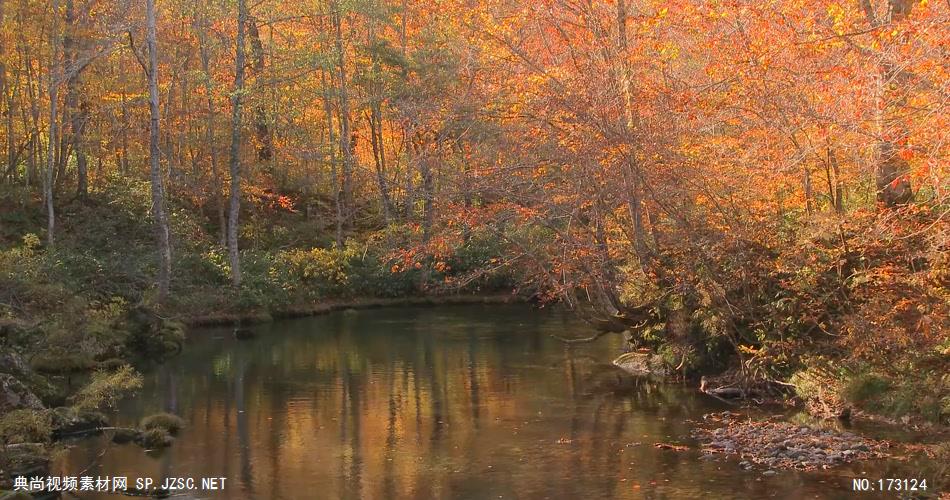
[0,409,52,444]
[70,366,142,411]
[111,428,141,444]
[135,428,173,449]
[141,412,184,435]
[50,407,109,438]
[30,353,96,374]
[96,358,127,371]
[842,372,891,404]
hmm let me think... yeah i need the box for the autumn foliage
[0,0,947,420]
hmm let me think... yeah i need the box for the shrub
[69,365,142,410]
[135,428,173,449]
[0,409,52,444]
[140,413,184,435]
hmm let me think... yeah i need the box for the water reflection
[56,305,906,499]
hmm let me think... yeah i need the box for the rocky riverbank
[691,411,890,471]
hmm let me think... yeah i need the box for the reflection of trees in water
[64,307,724,498]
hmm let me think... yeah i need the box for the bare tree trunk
[64,0,87,199]
[615,0,649,265]
[45,0,60,247]
[0,0,7,182]
[146,0,172,301]
[320,65,343,248]
[198,8,226,247]
[227,0,248,286]
[246,17,272,165]
[864,0,914,207]
[367,5,393,225]
[332,0,353,232]
[804,167,813,215]
[827,146,844,213]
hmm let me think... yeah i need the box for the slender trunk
[369,106,393,224]
[64,0,86,198]
[227,0,248,286]
[367,9,393,224]
[146,0,172,301]
[319,62,342,247]
[119,82,128,175]
[616,0,649,265]
[332,1,353,231]
[246,17,272,164]
[198,11,226,247]
[0,0,7,182]
[865,0,914,207]
[419,137,434,242]
[826,146,844,214]
[45,0,60,246]
[804,167,813,215]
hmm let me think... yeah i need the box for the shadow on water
[55,304,937,499]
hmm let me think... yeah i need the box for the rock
[0,444,49,490]
[112,428,142,444]
[0,352,31,377]
[612,352,669,377]
[135,428,173,449]
[141,413,184,435]
[762,470,777,476]
[233,328,256,340]
[50,407,108,438]
[579,364,641,395]
[0,374,43,413]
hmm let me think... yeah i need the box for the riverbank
[183,293,525,327]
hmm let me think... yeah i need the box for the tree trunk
[320,65,343,248]
[64,0,87,199]
[367,6,393,224]
[45,0,60,247]
[332,0,354,232]
[827,146,844,214]
[146,0,172,301]
[198,9,226,247]
[865,0,914,207]
[615,0,649,265]
[246,17,272,165]
[227,0,248,286]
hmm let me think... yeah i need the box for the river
[55,304,940,499]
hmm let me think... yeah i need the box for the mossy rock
[0,409,52,445]
[140,413,184,435]
[612,351,670,378]
[30,353,96,374]
[123,307,186,359]
[135,428,173,449]
[49,407,108,438]
[0,490,36,500]
[96,358,127,371]
[111,428,141,444]
[233,328,256,340]
[0,352,31,378]
[0,444,49,490]
[0,374,43,413]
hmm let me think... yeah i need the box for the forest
[0,0,948,495]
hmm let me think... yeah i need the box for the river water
[55,305,941,499]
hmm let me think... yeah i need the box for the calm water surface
[56,305,938,499]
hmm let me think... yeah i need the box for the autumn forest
[0,0,948,494]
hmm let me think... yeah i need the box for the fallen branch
[550,330,616,344]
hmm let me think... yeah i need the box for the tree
[227,0,248,286]
[146,0,171,300]
[45,0,61,246]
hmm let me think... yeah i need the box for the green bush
[141,413,185,435]
[0,409,52,444]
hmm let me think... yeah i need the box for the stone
[0,373,43,413]
[50,407,108,438]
